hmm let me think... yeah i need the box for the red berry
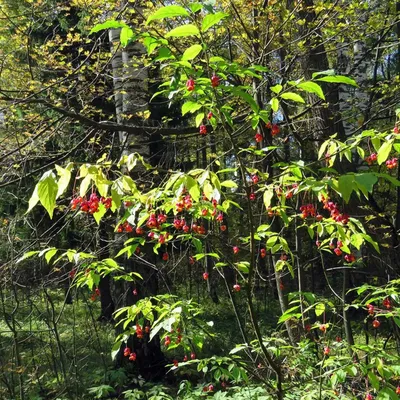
[271,124,280,136]
[216,213,224,222]
[220,224,227,231]
[129,352,137,361]
[365,394,373,400]
[189,256,195,265]
[208,384,214,392]
[333,248,342,256]
[190,352,196,359]
[199,125,207,136]
[316,214,323,221]
[336,336,342,342]
[173,359,179,367]
[125,224,133,233]
[323,346,330,356]
[344,254,356,263]
[280,254,287,261]
[319,324,327,333]
[211,74,220,87]
[367,304,374,315]
[396,386,400,395]
[233,246,239,255]
[251,174,259,184]
[135,227,144,235]
[203,272,209,280]
[260,249,266,258]
[255,132,263,142]
[182,225,190,233]
[249,192,256,201]
[132,288,138,296]
[383,297,392,309]
[393,126,399,134]
[207,112,213,119]
[123,347,130,357]
[162,252,169,261]
[372,319,380,328]
[233,284,241,292]
[186,78,195,91]
[183,355,188,361]
[201,209,208,216]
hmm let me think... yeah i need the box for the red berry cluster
[136,324,143,339]
[186,78,195,91]
[199,124,207,136]
[255,132,263,143]
[173,218,185,230]
[176,194,193,212]
[393,126,399,134]
[266,122,280,136]
[386,157,398,169]
[365,153,377,165]
[299,204,316,218]
[90,287,100,301]
[321,196,349,224]
[123,347,137,361]
[344,253,356,263]
[117,221,133,233]
[331,239,343,256]
[211,74,220,87]
[71,193,111,214]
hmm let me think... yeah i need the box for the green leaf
[120,26,135,47]
[316,75,358,87]
[37,171,58,219]
[270,84,282,94]
[280,92,305,103]
[263,187,274,208]
[165,24,200,38]
[354,173,377,194]
[26,185,40,214]
[221,180,237,188]
[181,44,203,61]
[45,249,58,264]
[371,136,381,152]
[315,302,325,317]
[297,81,325,100]
[229,87,259,112]
[16,250,39,264]
[93,203,107,225]
[312,69,335,78]
[195,113,205,127]
[90,20,127,34]
[201,12,228,32]
[146,5,189,24]
[338,174,354,203]
[350,233,363,250]
[270,97,279,112]
[377,140,393,165]
[182,101,202,116]
[55,164,72,199]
